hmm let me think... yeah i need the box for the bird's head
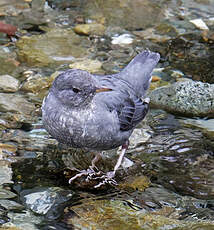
[51,69,111,107]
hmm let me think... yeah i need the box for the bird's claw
[68,168,95,184]
[94,173,118,188]
[68,168,118,188]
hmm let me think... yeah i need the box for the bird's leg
[68,152,102,184]
[94,140,129,188]
[69,141,129,187]
[108,140,129,178]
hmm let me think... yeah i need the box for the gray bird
[42,50,160,187]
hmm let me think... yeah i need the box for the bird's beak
[95,87,112,93]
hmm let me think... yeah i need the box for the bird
[42,50,160,188]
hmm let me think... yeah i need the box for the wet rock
[162,33,214,83]
[0,200,24,211]
[2,210,42,230]
[128,128,151,153]
[190,18,209,30]
[0,22,17,36]
[16,28,90,67]
[0,93,35,116]
[134,28,171,43]
[111,34,134,45]
[0,0,30,16]
[69,58,103,73]
[0,188,17,199]
[20,187,74,219]
[0,75,20,93]
[84,0,165,30]
[31,0,46,12]
[119,175,151,192]
[181,118,214,139]
[74,23,106,36]
[21,72,54,95]
[141,186,181,209]
[0,143,17,155]
[0,161,13,185]
[64,198,214,230]
[0,112,34,130]
[149,80,214,117]
[0,48,19,76]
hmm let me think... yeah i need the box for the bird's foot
[93,171,118,188]
[68,168,118,188]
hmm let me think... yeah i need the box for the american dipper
[42,50,160,187]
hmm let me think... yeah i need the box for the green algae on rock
[65,199,214,230]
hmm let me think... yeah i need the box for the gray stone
[0,75,20,92]
[20,187,74,219]
[3,210,41,230]
[150,80,214,117]
[0,199,24,211]
[0,93,35,115]
[0,188,17,199]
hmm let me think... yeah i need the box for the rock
[16,28,90,67]
[2,210,42,230]
[190,18,209,30]
[119,175,151,192]
[0,0,30,16]
[74,23,106,36]
[20,187,74,219]
[0,93,35,116]
[0,48,19,76]
[111,34,134,45]
[181,118,214,139]
[83,0,165,30]
[0,200,24,211]
[151,75,161,82]
[0,188,17,199]
[21,73,53,95]
[64,197,214,229]
[149,80,214,117]
[0,75,20,92]
[69,58,103,73]
[0,161,13,185]
[133,27,171,43]
[160,33,214,83]
[0,143,17,155]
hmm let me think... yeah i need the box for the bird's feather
[118,96,149,131]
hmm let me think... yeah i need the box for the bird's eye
[72,88,80,93]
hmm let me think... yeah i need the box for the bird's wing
[117,95,149,131]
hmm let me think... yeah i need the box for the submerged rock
[150,80,214,117]
[84,0,165,30]
[64,198,214,230]
[74,23,106,36]
[69,58,103,73]
[2,210,42,230]
[0,75,20,92]
[16,28,90,67]
[0,0,30,16]
[0,48,19,76]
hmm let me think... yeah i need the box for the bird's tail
[119,50,160,97]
